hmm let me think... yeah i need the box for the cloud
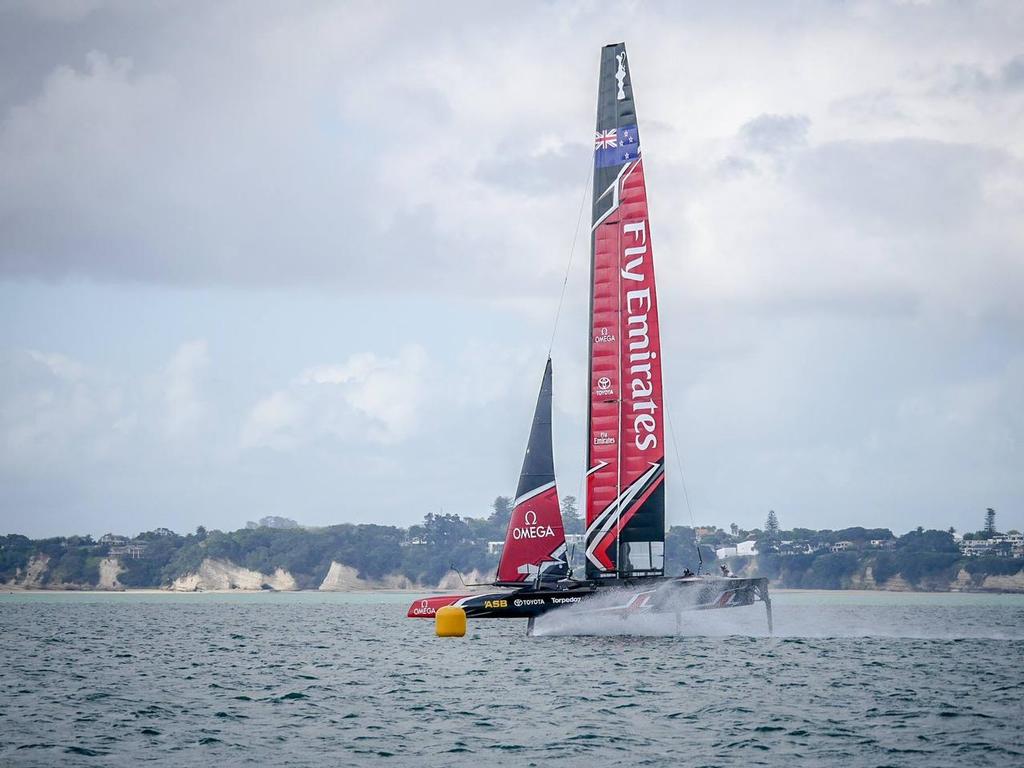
[1004,55,1024,89]
[950,53,1024,94]
[739,113,810,153]
[1,339,213,471]
[1,348,123,469]
[664,129,1024,327]
[2,0,109,23]
[27,350,86,381]
[162,340,208,439]
[241,346,429,450]
[0,3,1021,309]
[239,391,303,451]
[0,5,591,295]
[476,141,590,194]
[1,3,1022,536]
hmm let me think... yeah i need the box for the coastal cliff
[317,561,491,591]
[3,554,51,588]
[3,524,1021,593]
[169,558,298,591]
[317,561,417,590]
[977,571,1024,592]
[97,558,125,590]
[435,568,490,590]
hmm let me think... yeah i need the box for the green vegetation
[985,507,997,536]
[0,535,35,581]
[895,528,959,554]
[0,534,106,586]
[761,510,781,554]
[3,509,1021,591]
[561,496,583,535]
[722,523,1021,590]
[963,557,1024,577]
[872,552,900,584]
[664,526,715,575]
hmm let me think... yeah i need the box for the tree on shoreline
[760,510,781,554]
[561,496,583,535]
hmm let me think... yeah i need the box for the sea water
[1,590,1021,767]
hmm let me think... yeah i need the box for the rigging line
[547,163,594,357]
[666,403,703,571]
[574,454,586,523]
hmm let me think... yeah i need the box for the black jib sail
[495,359,568,584]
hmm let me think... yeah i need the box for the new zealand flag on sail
[594,124,640,168]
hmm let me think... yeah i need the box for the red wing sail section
[496,359,568,583]
[585,43,666,580]
[496,485,565,583]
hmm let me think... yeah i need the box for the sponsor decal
[551,596,583,604]
[615,52,627,100]
[593,431,615,446]
[513,598,545,607]
[410,599,435,617]
[594,375,613,396]
[621,219,659,451]
[484,599,508,609]
[511,508,556,540]
[594,326,616,343]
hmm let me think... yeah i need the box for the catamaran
[407,42,771,634]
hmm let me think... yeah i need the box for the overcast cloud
[1,1,1022,537]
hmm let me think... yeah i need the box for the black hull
[410,575,770,622]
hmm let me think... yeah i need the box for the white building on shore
[716,540,759,559]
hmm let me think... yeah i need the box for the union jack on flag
[594,129,617,149]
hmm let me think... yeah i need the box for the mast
[495,359,568,584]
[584,43,666,581]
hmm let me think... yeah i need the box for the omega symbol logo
[524,510,538,525]
[601,327,608,336]
[598,377,611,389]
[420,600,429,609]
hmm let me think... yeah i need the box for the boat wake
[530,584,718,637]
[531,592,1024,639]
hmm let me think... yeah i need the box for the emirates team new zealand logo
[615,52,627,100]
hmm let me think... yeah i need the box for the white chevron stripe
[513,480,557,510]
[585,462,663,570]
[591,159,641,232]
[585,462,661,540]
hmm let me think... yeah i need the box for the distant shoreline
[5,586,1024,596]
[1,587,432,595]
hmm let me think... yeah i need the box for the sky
[1,0,1022,539]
